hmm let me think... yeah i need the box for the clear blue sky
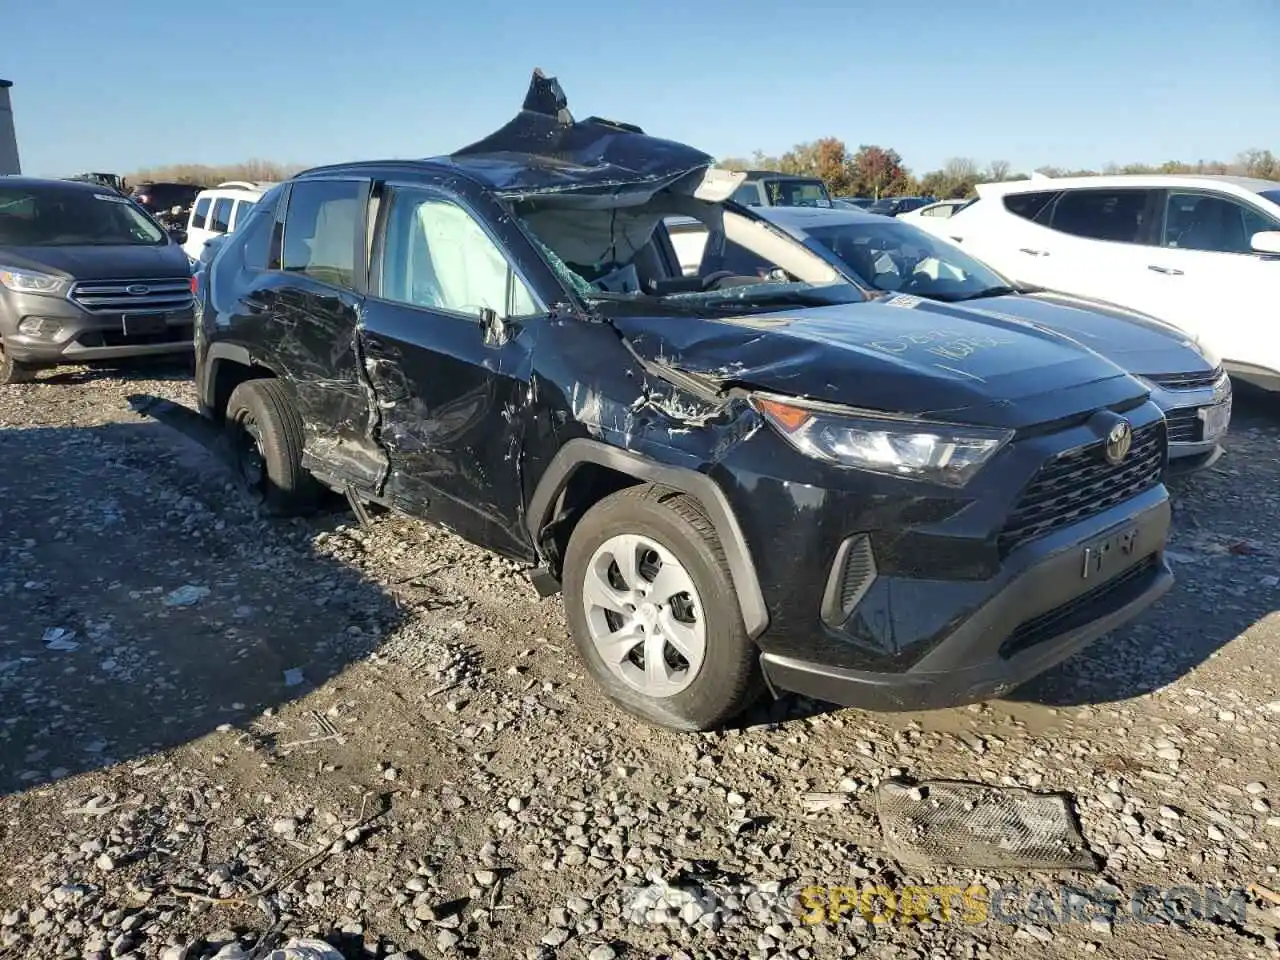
[6,0,1278,178]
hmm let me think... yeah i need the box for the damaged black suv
[193,71,1174,730]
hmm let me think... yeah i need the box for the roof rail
[214,180,262,190]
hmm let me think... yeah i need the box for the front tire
[0,343,37,384]
[562,484,761,731]
[224,379,320,515]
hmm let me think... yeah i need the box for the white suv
[918,174,1280,389]
[182,181,277,261]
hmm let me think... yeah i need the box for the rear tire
[0,343,37,384]
[224,378,320,515]
[562,484,762,731]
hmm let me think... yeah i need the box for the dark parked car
[194,71,1174,730]
[866,195,933,217]
[0,177,196,383]
[701,205,1232,473]
[65,172,128,195]
[131,181,203,219]
[730,170,833,208]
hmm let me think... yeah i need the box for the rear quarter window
[1003,191,1058,223]
[236,203,273,269]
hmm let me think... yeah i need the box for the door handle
[1147,265,1184,275]
[1018,247,1048,257]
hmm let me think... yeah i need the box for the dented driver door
[359,181,544,559]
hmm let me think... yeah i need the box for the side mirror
[1251,231,1280,256]
[169,227,188,245]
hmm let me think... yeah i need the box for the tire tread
[564,482,763,730]
[226,378,319,514]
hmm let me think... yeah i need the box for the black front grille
[998,421,1165,555]
[69,278,193,315]
[1146,367,1223,390]
[999,555,1160,659]
[1164,407,1202,444]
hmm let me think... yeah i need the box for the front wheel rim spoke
[584,565,630,615]
[644,631,673,687]
[599,622,644,663]
[659,610,703,663]
[648,561,694,607]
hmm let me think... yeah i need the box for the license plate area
[1198,398,1232,441]
[1081,526,1138,580]
[121,314,170,337]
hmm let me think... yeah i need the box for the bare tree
[986,159,1011,182]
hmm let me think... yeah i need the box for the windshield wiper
[952,285,1019,301]
[585,291,661,303]
[701,289,852,309]
[586,290,724,315]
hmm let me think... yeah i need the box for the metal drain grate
[876,778,1098,872]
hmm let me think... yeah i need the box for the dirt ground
[3,358,1280,960]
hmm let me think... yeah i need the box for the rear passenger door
[185,196,213,258]
[1008,187,1162,305]
[267,177,388,491]
[359,179,547,558]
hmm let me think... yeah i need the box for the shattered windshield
[516,198,866,316]
[805,220,1013,302]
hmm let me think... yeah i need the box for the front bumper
[709,396,1174,712]
[1146,372,1232,471]
[760,487,1172,711]
[1,282,194,366]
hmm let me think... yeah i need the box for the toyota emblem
[126,284,151,296]
[1104,420,1133,465]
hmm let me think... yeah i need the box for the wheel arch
[201,342,284,423]
[527,438,768,639]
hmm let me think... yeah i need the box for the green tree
[850,145,909,199]
[776,138,856,195]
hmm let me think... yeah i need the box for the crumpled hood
[0,243,190,281]
[956,290,1216,377]
[610,295,1148,430]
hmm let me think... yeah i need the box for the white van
[183,181,277,260]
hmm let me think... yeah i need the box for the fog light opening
[16,317,62,339]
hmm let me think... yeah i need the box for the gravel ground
[3,359,1280,960]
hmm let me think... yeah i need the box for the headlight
[751,393,1013,487]
[0,266,70,297]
